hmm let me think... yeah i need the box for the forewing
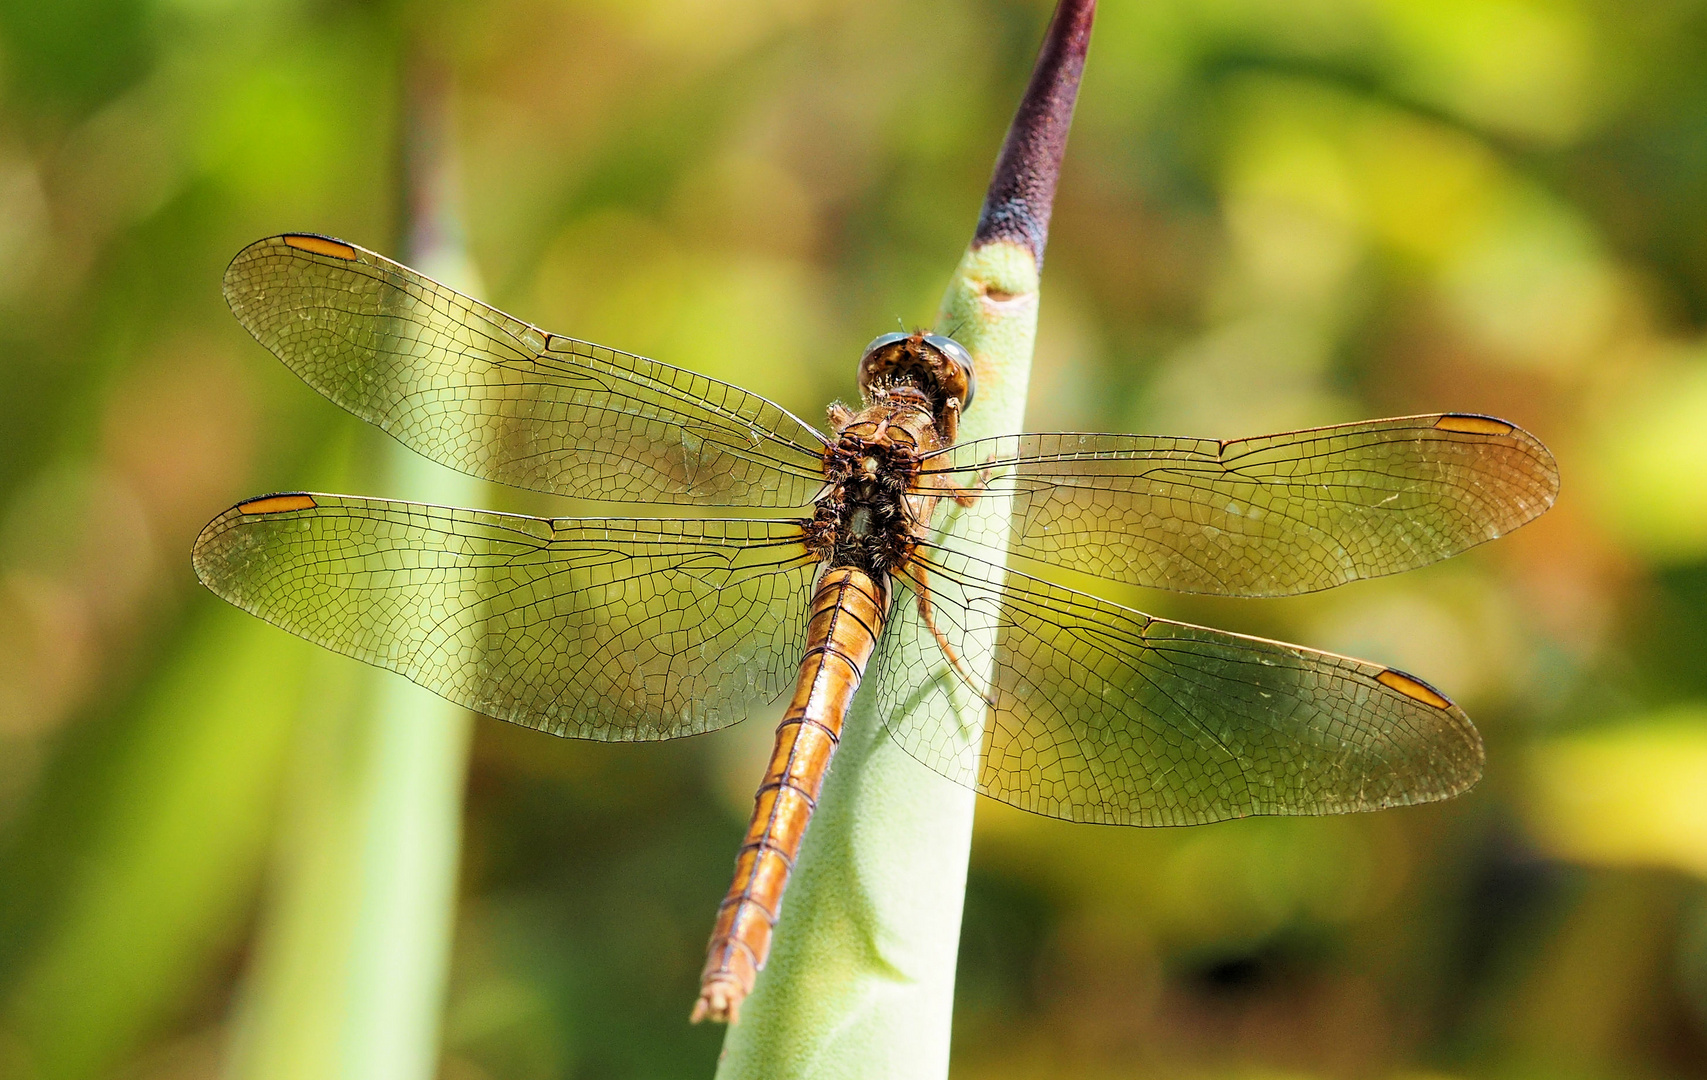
[223,234,829,507]
[918,415,1559,596]
[193,493,818,740]
[872,545,1483,825]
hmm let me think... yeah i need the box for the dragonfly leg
[960,458,1006,505]
[929,461,992,508]
[904,561,995,707]
[948,478,983,509]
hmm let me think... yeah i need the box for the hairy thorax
[806,398,949,577]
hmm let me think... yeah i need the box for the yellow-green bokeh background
[1,0,1704,1077]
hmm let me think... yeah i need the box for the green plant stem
[715,245,1041,1080]
[714,1,1091,1070]
[223,46,476,1080]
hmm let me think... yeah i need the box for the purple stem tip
[973,0,1095,269]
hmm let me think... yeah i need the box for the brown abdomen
[690,566,887,1024]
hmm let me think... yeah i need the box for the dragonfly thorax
[808,417,934,577]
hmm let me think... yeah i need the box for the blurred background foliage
[0,0,1702,1077]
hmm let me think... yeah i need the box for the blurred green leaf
[0,0,151,115]
[2,603,307,1080]
[1525,707,1707,877]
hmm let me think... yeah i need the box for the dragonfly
[194,233,1559,1024]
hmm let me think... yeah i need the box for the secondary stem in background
[222,38,478,1080]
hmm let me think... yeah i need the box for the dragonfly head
[857,331,976,418]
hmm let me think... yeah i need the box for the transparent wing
[223,234,829,507]
[917,414,1558,596]
[193,493,819,740]
[871,545,1483,825]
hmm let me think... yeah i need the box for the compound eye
[860,332,910,361]
[924,334,976,411]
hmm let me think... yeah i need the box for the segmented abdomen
[691,566,887,1023]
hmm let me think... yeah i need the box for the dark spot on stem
[972,0,1095,270]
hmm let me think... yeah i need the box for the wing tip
[223,234,363,307]
[1372,665,1486,803]
[192,492,322,590]
[1432,412,1563,519]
